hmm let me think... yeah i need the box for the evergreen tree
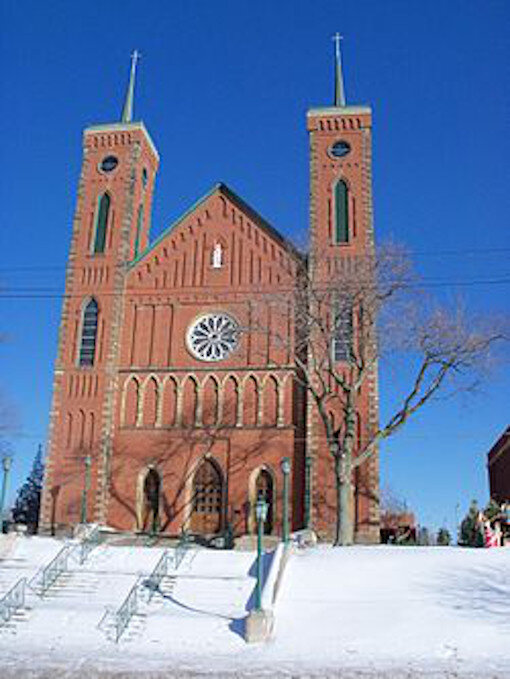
[437,527,451,546]
[459,500,484,547]
[484,498,501,521]
[12,444,44,532]
[418,526,431,546]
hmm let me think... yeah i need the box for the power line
[0,246,510,274]
[1,276,510,300]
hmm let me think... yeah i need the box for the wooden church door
[190,459,223,535]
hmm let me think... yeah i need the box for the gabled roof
[129,182,301,268]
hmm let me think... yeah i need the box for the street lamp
[280,457,291,545]
[255,496,268,611]
[80,454,91,524]
[0,453,13,530]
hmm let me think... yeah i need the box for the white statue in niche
[212,242,223,269]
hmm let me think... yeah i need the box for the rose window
[187,313,239,362]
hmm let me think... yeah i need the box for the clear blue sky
[0,0,509,535]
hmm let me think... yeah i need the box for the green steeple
[333,33,346,107]
[121,50,139,123]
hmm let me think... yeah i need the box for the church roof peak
[121,50,140,123]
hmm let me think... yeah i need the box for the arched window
[134,203,144,258]
[255,469,274,534]
[334,180,349,244]
[79,299,99,367]
[143,468,161,533]
[332,297,353,362]
[93,193,111,254]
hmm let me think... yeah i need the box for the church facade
[40,49,380,542]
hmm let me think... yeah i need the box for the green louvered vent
[334,180,349,244]
[93,193,111,254]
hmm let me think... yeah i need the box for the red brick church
[40,45,380,542]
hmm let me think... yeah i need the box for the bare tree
[250,243,507,545]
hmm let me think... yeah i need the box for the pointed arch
[222,375,239,426]
[88,411,95,449]
[181,376,199,427]
[161,376,178,427]
[65,412,73,447]
[93,192,111,254]
[243,375,259,426]
[77,409,86,448]
[334,179,349,244]
[135,465,161,532]
[78,298,99,367]
[248,465,276,534]
[190,457,224,535]
[202,375,220,427]
[142,376,159,427]
[262,375,279,426]
[123,377,140,427]
[134,202,144,258]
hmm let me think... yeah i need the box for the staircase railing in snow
[0,577,27,627]
[112,577,142,643]
[77,524,101,564]
[174,530,190,570]
[108,537,191,642]
[29,543,74,597]
[143,550,171,602]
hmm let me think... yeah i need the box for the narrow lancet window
[334,180,349,244]
[79,299,99,367]
[333,301,353,362]
[93,193,111,254]
[134,203,143,258]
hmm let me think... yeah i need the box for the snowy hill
[0,535,509,677]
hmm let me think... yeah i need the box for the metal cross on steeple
[332,33,346,107]
[121,50,140,123]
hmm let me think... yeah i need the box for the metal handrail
[29,544,73,597]
[174,531,189,570]
[112,577,141,643]
[77,524,101,564]
[143,550,171,602]
[0,577,27,626]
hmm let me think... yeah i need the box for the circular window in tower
[329,140,351,158]
[99,155,119,173]
[187,313,239,362]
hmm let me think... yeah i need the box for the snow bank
[0,538,509,677]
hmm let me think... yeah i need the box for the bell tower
[306,36,379,542]
[308,34,374,260]
[40,53,159,532]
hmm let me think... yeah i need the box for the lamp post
[80,454,91,524]
[0,453,13,530]
[304,455,312,529]
[281,457,291,545]
[255,496,268,611]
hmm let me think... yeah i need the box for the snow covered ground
[0,535,508,677]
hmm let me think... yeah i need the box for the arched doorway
[143,468,160,533]
[255,468,274,535]
[190,458,224,535]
